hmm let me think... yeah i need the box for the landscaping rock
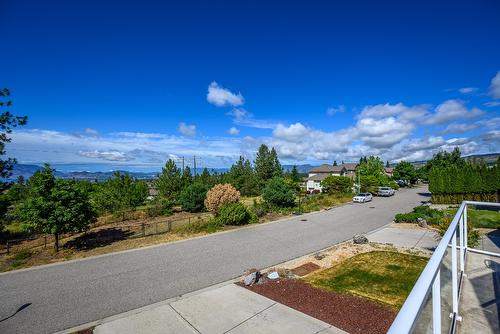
[353,234,368,244]
[314,252,326,260]
[244,271,261,286]
[267,271,279,280]
[417,218,428,228]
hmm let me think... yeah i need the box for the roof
[307,173,331,181]
[309,164,335,173]
[341,163,358,171]
[384,167,394,173]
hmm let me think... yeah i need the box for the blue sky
[1,0,500,171]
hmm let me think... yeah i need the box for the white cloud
[443,123,479,134]
[78,150,132,162]
[84,128,99,137]
[458,87,478,94]
[326,105,346,116]
[207,82,244,107]
[227,108,277,129]
[178,122,196,137]
[358,103,429,121]
[484,101,500,107]
[228,127,240,135]
[425,100,483,125]
[489,71,500,99]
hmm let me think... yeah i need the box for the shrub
[262,177,296,208]
[218,202,256,225]
[146,198,173,217]
[204,184,241,215]
[179,183,209,212]
[388,180,400,190]
[439,215,480,247]
[395,212,420,223]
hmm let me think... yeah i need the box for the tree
[181,166,193,188]
[262,177,295,207]
[218,202,255,225]
[321,176,353,194]
[156,159,182,200]
[393,161,418,184]
[255,144,282,184]
[204,183,241,214]
[360,175,379,193]
[17,165,96,251]
[289,165,301,183]
[198,168,213,187]
[333,161,338,166]
[0,88,27,179]
[226,156,259,196]
[92,172,148,214]
[386,160,390,168]
[179,183,209,212]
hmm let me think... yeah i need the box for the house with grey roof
[306,163,358,192]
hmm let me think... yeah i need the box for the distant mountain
[404,152,500,168]
[282,164,314,174]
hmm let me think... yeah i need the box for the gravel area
[242,279,396,334]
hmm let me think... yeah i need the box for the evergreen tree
[270,147,282,177]
[181,166,193,188]
[255,144,274,182]
[156,159,182,200]
[0,88,28,180]
[290,165,301,183]
[333,160,338,166]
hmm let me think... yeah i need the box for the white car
[353,193,373,203]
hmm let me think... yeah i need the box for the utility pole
[193,155,197,178]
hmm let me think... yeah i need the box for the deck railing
[388,201,500,334]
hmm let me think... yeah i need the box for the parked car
[377,186,395,197]
[353,193,373,203]
[397,180,409,187]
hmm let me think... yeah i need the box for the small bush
[262,177,295,208]
[204,184,241,214]
[174,217,223,234]
[395,212,420,223]
[179,183,209,213]
[439,215,480,247]
[394,206,444,225]
[218,202,256,226]
[146,198,173,217]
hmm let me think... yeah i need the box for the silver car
[353,193,373,203]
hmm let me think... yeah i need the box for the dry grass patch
[304,250,427,309]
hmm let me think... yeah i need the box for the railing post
[451,231,459,318]
[459,211,465,273]
[432,270,441,334]
[463,203,468,251]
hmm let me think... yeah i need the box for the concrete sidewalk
[368,225,439,250]
[90,284,346,334]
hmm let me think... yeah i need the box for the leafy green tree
[255,144,282,184]
[179,183,209,212]
[321,176,353,194]
[0,88,27,179]
[360,175,379,193]
[17,165,96,251]
[92,172,148,214]
[393,161,418,184]
[156,159,182,200]
[262,177,295,207]
[357,156,385,178]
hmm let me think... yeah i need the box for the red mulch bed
[241,279,396,334]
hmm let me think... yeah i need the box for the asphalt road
[0,186,429,334]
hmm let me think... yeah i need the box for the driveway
[0,186,429,334]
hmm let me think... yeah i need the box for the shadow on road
[0,303,31,323]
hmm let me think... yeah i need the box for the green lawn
[304,251,428,309]
[445,208,500,229]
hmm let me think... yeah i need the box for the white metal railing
[388,200,500,334]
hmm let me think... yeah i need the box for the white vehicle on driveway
[353,192,373,203]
